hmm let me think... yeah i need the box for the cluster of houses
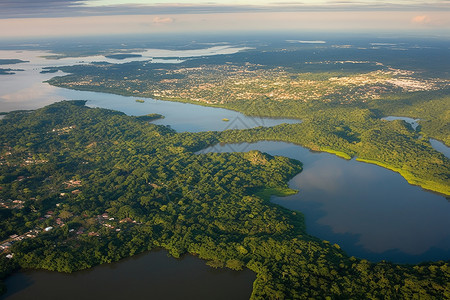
[51,125,76,135]
[0,145,12,166]
[0,203,142,257]
[0,199,25,209]
[0,229,39,255]
[96,213,140,234]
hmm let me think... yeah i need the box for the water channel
[1,48,449,298]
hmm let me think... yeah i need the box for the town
[49,61,450,107]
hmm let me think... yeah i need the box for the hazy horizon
[0,0,449,39]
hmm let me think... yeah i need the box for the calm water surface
[430,139,450,159]
[382,116,420,130]
[1,49,449,297]
[199,141,450,263]
[0,50,298,132]
[2,251,255,300]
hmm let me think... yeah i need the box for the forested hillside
[0,101,449,299]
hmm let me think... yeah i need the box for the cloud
[2,11,449,39]
[0,1,449,19]
[0,0,86,18]
[412,15,431,24]
[153,17,174,24]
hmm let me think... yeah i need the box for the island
[0,68,24,75]
[0,101,448,299]
[105,54,143,60]
[136,113,164,121]
[0,59,28,65]
[40,68,59,74]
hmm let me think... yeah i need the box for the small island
[222,118,230,122]
[135,99,145,103]
[40,68,59,74]
[0,59,28,65]
[136,113,164,121]
[105,54,142,60]
[0,68,24,75]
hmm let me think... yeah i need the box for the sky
[0,0,449,38]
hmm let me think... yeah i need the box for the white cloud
[153,16,174,24]
[1,11,449,38]
[411,15,431,24]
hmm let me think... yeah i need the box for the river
[0,47,449,298]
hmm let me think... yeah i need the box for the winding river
[1,48,449,299]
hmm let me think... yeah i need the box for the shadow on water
[199,141,450,264]
[275,195,450,263]
[2,250,255,300]
[1,273,34,300]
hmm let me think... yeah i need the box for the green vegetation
[0,101,449,299]
[216,104,450,195]
[135,113,164,122]
[45,50,450,195]
[368,90,450,146]
[255,187,298,201]
[317,148,352,160]
[222,118,230,122]
[135,99,145,103]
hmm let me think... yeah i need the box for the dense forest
[0,101,449,299]
[218,96,450,195]
[46,50,450,195]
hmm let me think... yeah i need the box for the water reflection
[200,141,450,263]
[382,116,420,130]
[0,50,298,132]
[2,251,255,300]
[1,50,448,264]
[430,139,450,159]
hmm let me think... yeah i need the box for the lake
[382,116,420,130]
[0,49,298,132]
[199,141,450,263]
[1,251,255,300]
[0,47,449,298]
